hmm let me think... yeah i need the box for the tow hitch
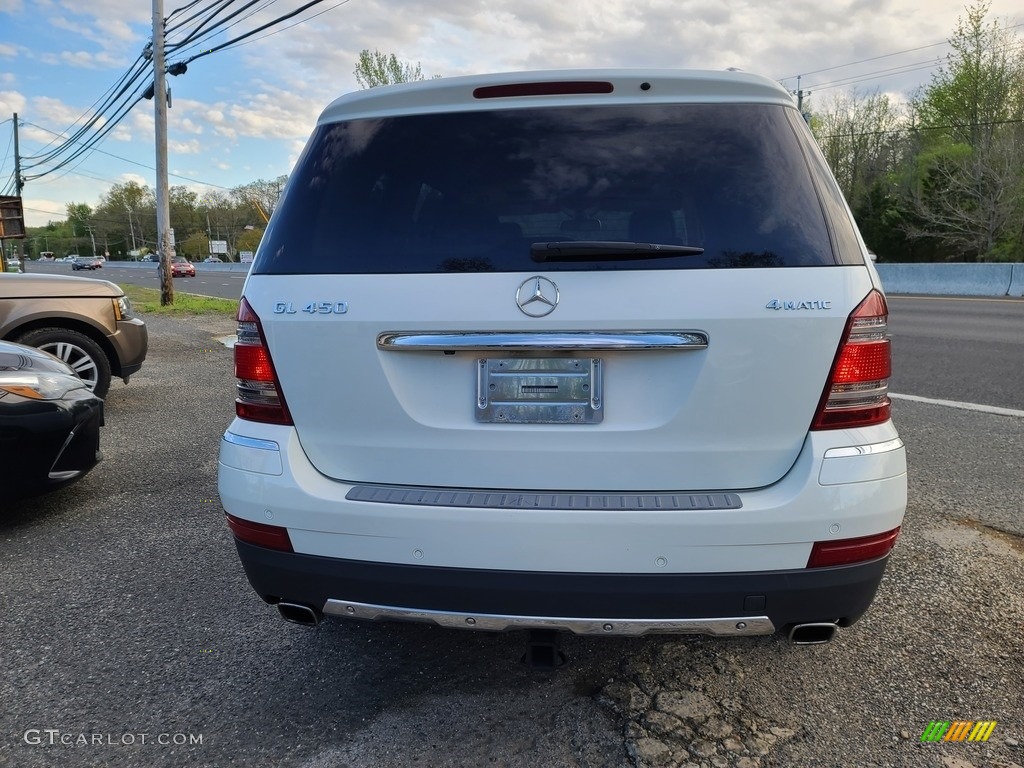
[521,629,567,669]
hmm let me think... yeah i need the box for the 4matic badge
[766,298,832,311]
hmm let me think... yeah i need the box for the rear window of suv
[256,103,840,275]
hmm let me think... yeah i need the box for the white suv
[218,69,907,645]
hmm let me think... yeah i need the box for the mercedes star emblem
[515,276,560,317]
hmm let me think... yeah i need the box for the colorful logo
[920,721,997,743]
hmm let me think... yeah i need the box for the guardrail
[105,261,251,273]
[876,263,1024,297]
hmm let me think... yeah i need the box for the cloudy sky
[0,0,1020,227]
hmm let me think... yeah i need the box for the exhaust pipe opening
[788,622,838,645]
[278,601,321,627]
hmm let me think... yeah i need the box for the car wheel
[15,327,113,398]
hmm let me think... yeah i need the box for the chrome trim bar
[323,599,774,637]
[377,331,709,351]
[824,438,904,459]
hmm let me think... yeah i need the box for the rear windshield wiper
[530,241,705,262]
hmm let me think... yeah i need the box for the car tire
[14,327,113,398]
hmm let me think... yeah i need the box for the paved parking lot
[1,311,1022,768]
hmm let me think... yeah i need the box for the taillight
[811,290,891,430]
[808,527,900,568]
[234,298,292,424]
[226,514,293,552]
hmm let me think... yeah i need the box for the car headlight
[0,372,88,401]
[114,295,134,320]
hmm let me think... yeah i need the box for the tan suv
[0,273,147,398]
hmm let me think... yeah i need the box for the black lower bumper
[233,540,891,632]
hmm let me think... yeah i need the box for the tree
[236,226,264,255]
[94,181,155,257]
[906,1,1024,260]
[354,49,435,88]
[180,231,210,260]
[811,90,905,210]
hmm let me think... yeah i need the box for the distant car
[203,256,223,263]
[62,255,80,262]
[71,257,102,270]
[141,254,161,263]
[6,257,21,269]
[0,340,105,499]
[0,272,148,398]
[171,257,196,277]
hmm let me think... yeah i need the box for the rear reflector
[226,514,294,552]
[234,298,292,425]
[811,289,892,430]
[808,527,900,568]
[473,81,614,99]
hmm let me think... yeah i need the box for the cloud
[168,139,201,154]
[0,90,27,114]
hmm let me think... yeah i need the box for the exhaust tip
[278,601,321,627]
[788,622,838,645]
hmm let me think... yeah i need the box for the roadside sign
[0,196,25,239]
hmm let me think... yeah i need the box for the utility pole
[13,112,24,272]
[85,224,98,259]
[152,0,174,304]
[126,205,137,252]
[794,75,811,123]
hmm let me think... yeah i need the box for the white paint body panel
[219,420,907,574]
[243,268,873,491]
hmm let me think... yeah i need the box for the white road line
[890,392,1024,418]
[888,295,1023,304]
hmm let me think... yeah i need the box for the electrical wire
[208,0,349,55]
[23,0,348,185]
[21,122,235,190]
[783,20,1024,94]
[177,0,337,66]
[166,0,280,63]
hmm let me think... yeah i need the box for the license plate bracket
[475,357,603,424]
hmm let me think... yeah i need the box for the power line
[783,20,1024,94]
[21,0,348,187]
[175,0,342,66]
[20,121,235,190]
[779,40,952,82]
[814,116,1024,141]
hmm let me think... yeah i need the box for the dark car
[0,340,104,498]
[71,256,102,270]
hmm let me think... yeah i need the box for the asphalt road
[888,295,1024,412]
[1,277,1022,768]
[22,261,248,299]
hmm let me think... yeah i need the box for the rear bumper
[232,538,891,635]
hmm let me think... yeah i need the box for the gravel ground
[594,400,1024,768]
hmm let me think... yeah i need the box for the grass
[121,284,238,318]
